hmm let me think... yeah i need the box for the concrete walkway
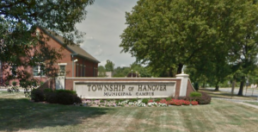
[237,102,258,109]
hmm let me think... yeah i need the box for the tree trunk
[202,83,205,88]
[177,63,183,74]
[194,82,199,91]
[231,80,235,97]
[215,84,219,91]
[238,80,244,96]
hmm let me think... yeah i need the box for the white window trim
[58,63,67,65]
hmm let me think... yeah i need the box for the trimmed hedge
[190,92,202,98]
[31,89,81,105]
[31,89,45,102]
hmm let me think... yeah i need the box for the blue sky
[76,0,138,67]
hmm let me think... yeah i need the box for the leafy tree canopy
[98,65,106,77]
[105,60,115,72]
[0,0,94,81]
[120,0,258,78]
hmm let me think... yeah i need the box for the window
[33,64,45,76]
[58,63,67,76]
[59,65,66,76]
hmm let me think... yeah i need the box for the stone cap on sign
[66,77,182,80]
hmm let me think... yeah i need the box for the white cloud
[99,60,106,67]
[76,0,137,68]
[85,36,94,40]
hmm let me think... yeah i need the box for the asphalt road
[205,87,258,97]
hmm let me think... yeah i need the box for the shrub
[154,98,161,102]
[30,89,82,105]
[190,92,202,100]
[44,88,53,93]
[166,98,172,101]
[12,81,17,86]
[128,99,138,102]
[100,99,105,103]
[45,90,81,105]
[45,92,58,103]
[56,92,81,105]
[196,92,211,104]
[141,98,149,104]
[5,81,9,86]
[115,99,120,104]
[55,89,76,95]
[31,89,45,102]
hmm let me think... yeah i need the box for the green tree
[228,0,258,95]
[0,0,94,80]
[113,66,131,77]
[120,0,258,92]
[98,66,106,77]
[105,60,115,72]
[130,63,152,77]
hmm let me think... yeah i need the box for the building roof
[38,27,100,63]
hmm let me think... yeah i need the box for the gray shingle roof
[38,27,99,63]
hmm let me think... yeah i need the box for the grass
[1,92,258,132]
[245,102,258,106]
[199,88,258,101]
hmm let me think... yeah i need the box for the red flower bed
[159,99,167,104]
[148,99,154,103]
[183,100,190,105]
[167,100,173,105]
[191,101,198,105]
[167,99,184,106]
[151,99,199,106]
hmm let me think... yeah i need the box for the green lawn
[1,92,258,132]
[245,101,258,106]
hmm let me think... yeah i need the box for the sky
[76,0,138,68]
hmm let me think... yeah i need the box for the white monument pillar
[176,73,189,97]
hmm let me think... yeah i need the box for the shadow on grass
[0,98,112,131]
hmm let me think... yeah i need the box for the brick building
[0,27,99,86]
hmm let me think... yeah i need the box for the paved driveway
[205,87,258,97]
